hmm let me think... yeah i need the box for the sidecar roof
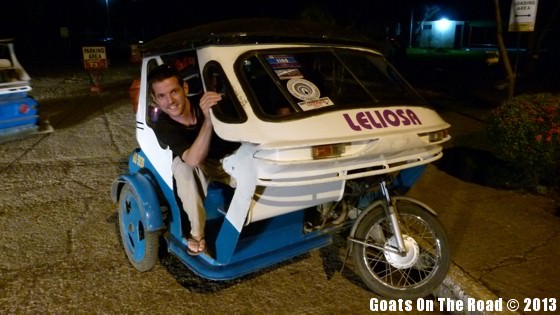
[143,18,379,57]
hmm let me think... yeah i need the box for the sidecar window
[203,61,247,124]
[145,58,161,127]
[239,49,426,120]
[144,52,207,128]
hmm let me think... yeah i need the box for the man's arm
[181,92,222,166]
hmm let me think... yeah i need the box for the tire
[352,199,450,298]
[118,184,160,272]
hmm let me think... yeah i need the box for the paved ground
[1,66,558,314]
[409,94,560,314]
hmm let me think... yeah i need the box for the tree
[494,0,516,100]
[527,0,560,90]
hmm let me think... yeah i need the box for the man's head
[148,64,184,93]
[148,64,190,119]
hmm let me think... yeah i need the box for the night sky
[1,0,499,41]
[0,0,553,68]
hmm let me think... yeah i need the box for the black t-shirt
[153,96,239,161]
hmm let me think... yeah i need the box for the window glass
[203,62,247,123]
[239,48,426,120]
[145,58,160,127]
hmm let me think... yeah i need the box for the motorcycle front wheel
[352,198,450,298]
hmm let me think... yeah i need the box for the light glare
[435,18,452,32]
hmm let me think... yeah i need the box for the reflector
[312,143,345,159]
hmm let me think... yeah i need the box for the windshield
[239,48,427,120]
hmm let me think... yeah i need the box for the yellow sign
[132,152,145,168]
[508,0,539,32]
[82,46,108,70]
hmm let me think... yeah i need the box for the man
[148,64,237,255]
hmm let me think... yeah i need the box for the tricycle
[112,19,452,299]
[0,39,52,143]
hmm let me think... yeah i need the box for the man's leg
[172,156,205,239]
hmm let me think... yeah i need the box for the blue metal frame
[117,148,333,280]
[113,172,164,232]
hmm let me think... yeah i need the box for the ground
[0,67,447,314]
[1,63,558,314]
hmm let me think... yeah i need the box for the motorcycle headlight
[418,129,450,144]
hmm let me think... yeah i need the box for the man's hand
[199,91,222,123]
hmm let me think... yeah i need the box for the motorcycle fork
[341,179,408,273]
[379,180,407,254]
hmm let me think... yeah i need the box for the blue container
[0,95,39,131]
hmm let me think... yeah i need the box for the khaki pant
[171,156,232,238]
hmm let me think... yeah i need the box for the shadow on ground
[39,80,131,130]
[435,146,522,189]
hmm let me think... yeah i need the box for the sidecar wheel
[118,184,160,272]
[352,199,450,298]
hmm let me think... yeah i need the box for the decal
[266,55,303,79]
[132,152,145,168]
[274,68,303,80]
[298,97,334,111]
[266,54,301,69]
[343,109,422,131]
[286,78,321,101]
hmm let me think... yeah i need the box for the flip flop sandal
[197,238,206,254]
[186,237,205,256]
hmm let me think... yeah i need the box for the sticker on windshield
[266,55,303,79]
[298,97,334,111]
[274,68,303,80]
[286,78,320,101]
[266,54,300,69]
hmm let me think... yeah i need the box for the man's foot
[187,236,206,256]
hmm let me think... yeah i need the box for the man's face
[151,77,189,119]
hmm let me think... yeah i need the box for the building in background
[414,18,497,49]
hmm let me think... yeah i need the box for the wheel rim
[361,213,442,290]
[120,189,147,262]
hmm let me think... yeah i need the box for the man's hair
[147,64,183,92]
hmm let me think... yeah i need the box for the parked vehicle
[0,39,52,142]
[112,19,452,298]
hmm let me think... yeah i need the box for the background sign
[508,0,539,32]
[82,46,108,70]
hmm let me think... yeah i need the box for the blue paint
[168,224,332,280]
[120,148,334,280]
[116,172,164,232]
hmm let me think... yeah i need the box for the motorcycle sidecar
[112,19,451,297]
[0,39,52,143]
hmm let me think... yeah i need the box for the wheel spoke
[399,267,414,287]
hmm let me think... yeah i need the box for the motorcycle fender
[348,196,437,239]
[348,200,385,240]
[111,173,165,232]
